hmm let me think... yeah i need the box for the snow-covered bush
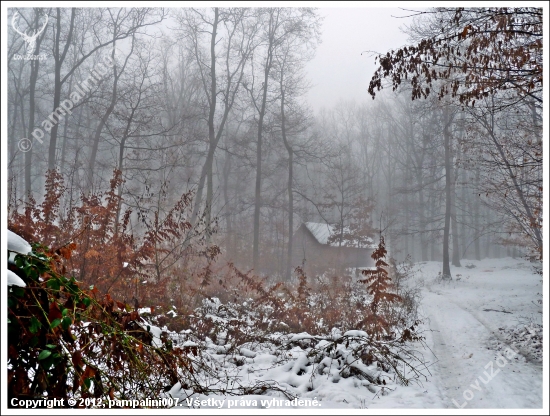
[7,236,203,405]
[134,237,430,404]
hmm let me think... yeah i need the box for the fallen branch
[482,308,512,314]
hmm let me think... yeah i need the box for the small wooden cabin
[290,222,375,276]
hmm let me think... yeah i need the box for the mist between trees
[7,7,542,282]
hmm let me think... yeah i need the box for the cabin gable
[291,222,374,275]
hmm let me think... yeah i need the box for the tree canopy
[368,7,542,106]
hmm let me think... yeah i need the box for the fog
[305,7,411,113]
[5,6,542,282]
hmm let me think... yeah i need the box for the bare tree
[47,7,166,171]
[9,8,49,200]
[178,8,259,240]
[245,7,321,271]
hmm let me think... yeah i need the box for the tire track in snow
[420,290,542,409]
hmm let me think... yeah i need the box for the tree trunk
[190,8,243,231]
[48,8,75,171]
[87,42,122,191]
[418,171,428,261]
[24,10,47,200]
[25,63,38,200]
[203,8,219,242]
[222,150,233,260]
[114,94,139,233]
[286,151,293,278]
[206,155,214,244]
[474,166,481,260]
[280,83,293,280]
[114,133,127,233]
[404,157,410,259]
[8,97,19,202]
[252,118,263,271]
[442,107,452,279]
[252,12,275,271]
[450,139,461,267]
[460,151,468,259]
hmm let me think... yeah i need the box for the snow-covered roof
[303,222,375,248]
[304,222,333,245]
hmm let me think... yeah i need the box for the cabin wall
[291,225,373,276]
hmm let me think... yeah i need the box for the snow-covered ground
[165,257,544,410]
[415,257,543,409]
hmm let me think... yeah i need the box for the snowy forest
[5,6,545,411]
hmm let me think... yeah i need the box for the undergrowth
[7,170,430,408]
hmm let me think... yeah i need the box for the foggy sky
[305,7,414,114]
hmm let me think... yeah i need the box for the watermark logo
[11,11,48,54]
[18,138,33,153]
[452,346,518,408]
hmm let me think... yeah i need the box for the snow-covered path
[418,258,543,409]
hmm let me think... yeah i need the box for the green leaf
[62,308,68,317]
[46,344,57,349]
[62,317,72,330]
[23,265,39,281]
[38,350,52,360]
[11,287,25,298]
[50,319,62,329]
[84,377,92,389]
[30,336,39,347]
[47,279,61,290]
[66,280,79,294]
[82,297,91,308]
[30,317,42,334]
[43,359,54,371]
